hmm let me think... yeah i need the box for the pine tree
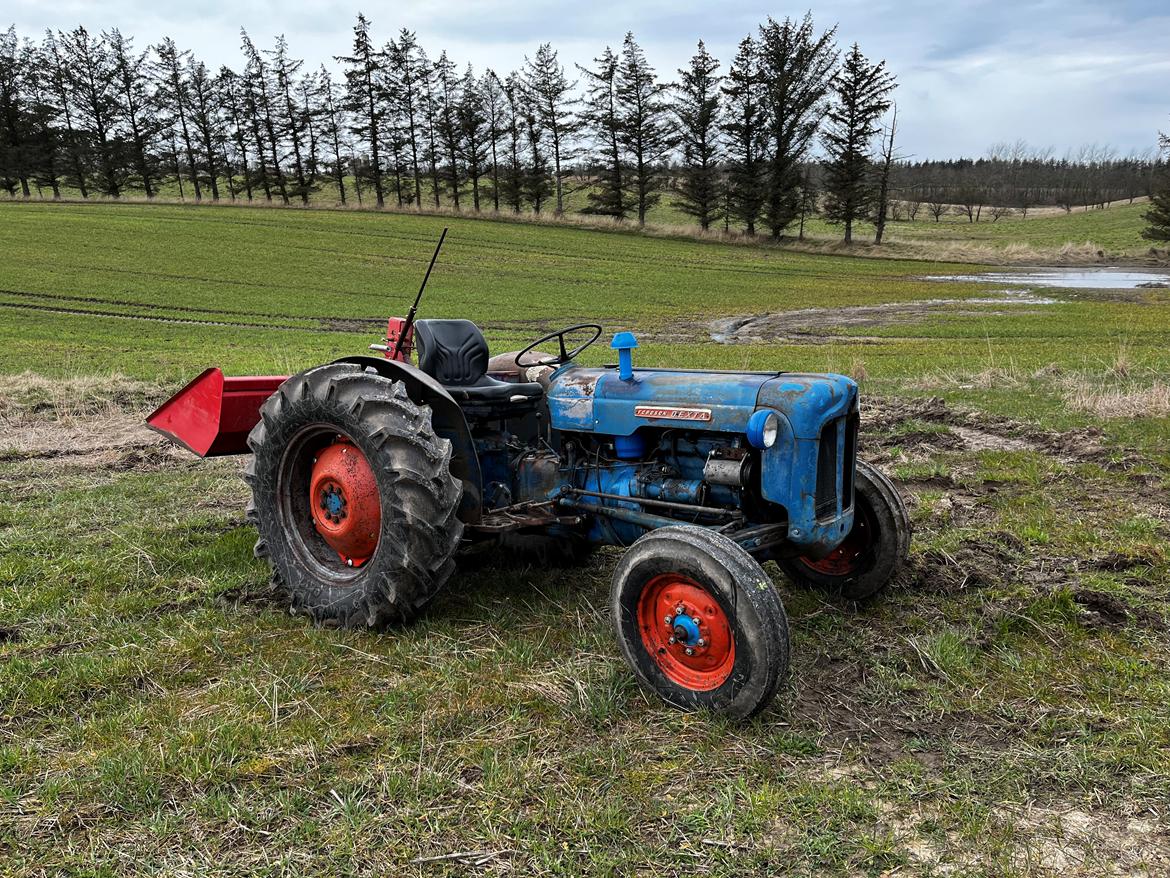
[269,36,310,204]
[796,164,818,240]
[386,30,425,207]
[25,41,65,198]
[721,36,767,234]
[434,51,462,209]
[523,43,576,215]
[337,15,385,207]
[108,29,160,198]
[499,71,525,213]
[217,67,254,200]
[0,26,32,196]
[523,106,551,212]
[758,15,838,238]
[673,40,722,230]
[820,43,895,243]
[616,33,674,226]
[480,70,506,211]
[576,47,625,219]
[317,66,348,205]
[241,30,288,204]
[64,27,123,197]
[154,37,200,199]
[42,31,88,198]
[187,57,222,199]
[457,66,488,211]
[1143,127,1170,243]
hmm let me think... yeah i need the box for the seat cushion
[414,320,544,408]
[414,319,490,386]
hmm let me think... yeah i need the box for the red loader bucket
[146,368,287,457]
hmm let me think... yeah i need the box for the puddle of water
[926,269,1170,290]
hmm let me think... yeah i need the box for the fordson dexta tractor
[147,233,909,718]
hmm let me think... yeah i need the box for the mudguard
[333,356,482,523]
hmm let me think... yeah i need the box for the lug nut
[664,615,674,625]
[685,648,694,656]
[697,638,705,647]
[668,636,677,645]
[346,559,354,567]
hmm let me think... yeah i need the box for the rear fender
[332,356,482,523]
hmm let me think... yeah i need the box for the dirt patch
[864,395,1151,473]
[708,292,1057,344]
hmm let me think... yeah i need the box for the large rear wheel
[611,526,789,719]
[778,459,909,601]
[244,363,463,629]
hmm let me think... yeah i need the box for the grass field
[1,200,1169,875]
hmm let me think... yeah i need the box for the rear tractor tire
[244,363,463,629]
[778,459,909,601]
[611,526,790,719]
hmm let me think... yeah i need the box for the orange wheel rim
[636,573,735,691]
[801,499,875,576]
[309,437,381,567]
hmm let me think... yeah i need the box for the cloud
[6,0,1168,156]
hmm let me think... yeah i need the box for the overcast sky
[6,0,1168,159]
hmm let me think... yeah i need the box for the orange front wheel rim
[636,573,735,691]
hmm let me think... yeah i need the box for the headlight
[747,410,780,449]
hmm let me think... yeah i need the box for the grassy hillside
[1,200,1169,875]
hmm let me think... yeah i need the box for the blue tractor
[148,240,909,719]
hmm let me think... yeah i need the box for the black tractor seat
[413,319,543,415]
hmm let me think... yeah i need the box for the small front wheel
[611,526,789,719]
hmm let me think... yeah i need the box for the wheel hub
[309,438,381,567]
[637,574,735,691]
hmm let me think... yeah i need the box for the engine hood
[547,365,856,438]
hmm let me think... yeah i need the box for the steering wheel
[515,323,603,368]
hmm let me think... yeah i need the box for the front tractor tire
[244,363,463,629]
[612,526,790,720]
[778,459,910,601]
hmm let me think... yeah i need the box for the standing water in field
[925,269,1170,290]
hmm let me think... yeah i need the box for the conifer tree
[523,43,576,215]
[434,50,462,209]
[1143,126,1170,243]
[576,47,625,219]
[480,70,506,211]
[721,36,767,234]
[269,36,309,204]
[673,40,722,230]
[108,29,160,197]
[337,14,384,207]
[187,58,222,199]
[386,30,425,207]
[758,15,838,237]
[217,67,253,200]
[317,66,348,205]
[457,66,488,210]
[499,71,526,213]
[241,30,288,203]
[0,26,32,196]
[616,33,674,226]
[155,36,201,199]
[820,43,895,243]
[64,27,122,196]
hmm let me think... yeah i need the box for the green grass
[1,199,1169,874]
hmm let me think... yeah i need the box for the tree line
[1,17,1165,244]
[0,15,903,242]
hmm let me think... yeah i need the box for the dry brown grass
[1064,381,1170,419]
[0,370,163,425]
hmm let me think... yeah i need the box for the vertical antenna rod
[393,226,448,360]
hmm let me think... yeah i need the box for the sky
[5,0,1169,159]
